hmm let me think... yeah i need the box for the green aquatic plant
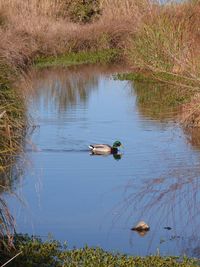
[0,234,199,267]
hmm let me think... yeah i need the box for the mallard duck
[89,140,123,155]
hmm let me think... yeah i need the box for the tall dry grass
[127,1,200,77]
[0,0,151,65]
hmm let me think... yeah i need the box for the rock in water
[131,221,150,232]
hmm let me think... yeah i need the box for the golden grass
[0,0,65,18]
[0,0,150,65]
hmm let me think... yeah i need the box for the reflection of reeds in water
[27,65,125,113]
[0,159,25,249]
[184,127,200,151]
[112,160,200,256]
[0,196,15,249]
[131,79,192,122]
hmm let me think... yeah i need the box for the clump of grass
[127,1,200,78]
[0,59,25,178]
[0,88,25,169]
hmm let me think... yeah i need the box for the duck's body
[89,141,122,155]
[89,144,117,155]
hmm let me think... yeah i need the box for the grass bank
[0,235,199,267]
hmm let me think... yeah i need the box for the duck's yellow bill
[120,144,124,148]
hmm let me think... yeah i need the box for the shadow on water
[184,127,200,151]
[3,63,200,257]
[131,79,192,122]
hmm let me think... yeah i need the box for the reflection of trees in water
[0,145,26,247]
[128,78,200,152]
[0,171,16,247]
[29,64,125,113]
[184,127,200,151]
[0,155,27,248]
[0,197,15,248]
[0,145,26,193]
[131,80,191,121]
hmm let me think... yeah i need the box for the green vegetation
[0,235,199,267]
[35,49,120,68]
[0,62,25,173]
[117,71,200,90]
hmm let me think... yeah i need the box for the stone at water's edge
[131,221,150,232]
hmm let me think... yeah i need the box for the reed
[0,197,15,250]
[127,1,200,78]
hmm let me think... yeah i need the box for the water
[6,64,200,257]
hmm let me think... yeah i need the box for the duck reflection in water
[89,152,123,161]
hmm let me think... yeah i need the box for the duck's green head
[113,140,123,148]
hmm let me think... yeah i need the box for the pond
[5,64,200,257]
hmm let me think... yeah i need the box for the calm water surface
[6,64,200,257]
